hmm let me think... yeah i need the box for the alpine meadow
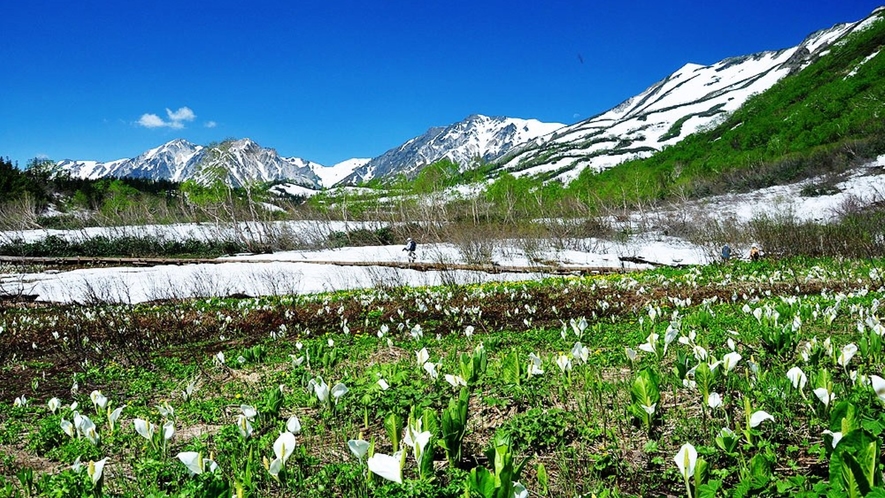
[3,6,885,498]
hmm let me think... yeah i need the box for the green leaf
[441,388,469,466]
[536,463,549,496]
[749,454,772,491]
[838,452,866,498]
[694,457,709,490]
[830,401,858,433]
[697,479,723,498]
[696,362,715,400]
[384,412,401,453]
[864,487,885,498]
[630,368,661,407]
[465,467,496,498]
[501,351,522,386]
[830,429,881,496]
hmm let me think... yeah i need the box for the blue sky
[1,1,881,167]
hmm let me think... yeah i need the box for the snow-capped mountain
[496,10,881,182]
[268,158,372,198]
[337,114,565,185]
[56,138,204,182]
[56,138,324,189]
[193,139,322,189]
[311,158,370,188]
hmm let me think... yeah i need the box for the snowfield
[1,159,883,304]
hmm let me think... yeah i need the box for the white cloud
[166,106,196,122]
[204,121,217,128]
[137,106,198,129]
[138,113,167,128]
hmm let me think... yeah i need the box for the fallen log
[0,255,633,276]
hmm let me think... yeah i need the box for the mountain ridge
[493,13,876,182]
[51,7,884,191]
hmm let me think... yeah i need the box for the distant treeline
[0,157,179,212]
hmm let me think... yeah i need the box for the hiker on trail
[721,243,732,262]
[403,237,417,262]
[749,244,761,262]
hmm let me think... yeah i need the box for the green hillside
[566,13,885,206]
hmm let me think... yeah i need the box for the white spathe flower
[268,457,284,479]
[90,390,108,411]
[163,420,175,441]
[708,392,723,409]
[311,378,330,403]
[674,443,697,480]
[87,458,107,484]
[571,342,589,363]
[753,307,763,323]
[749,410,774,428]
[177,451,217,476]
[377,378,390,390]
[236,414,253,438]
[445,374,467,388]
[240,405,258,419]
[513,481,529,498]
[838,343,858,367]
[403,427,432,456]
[410,324,423,340]
[871,375,885,403]
[367,451,403,483]
[641,403,657,415]
[625,347,637,363]
[822,430,844,449]
[423,362,439,380]
[638,333,658,354]
[134,418,155,441]
[286,415,302,434]
[813,387,836,407]
[157,401,175,419]
[108,405,125,432]
[664,325,679,351]
[556,354,572,373]
[416,347,429,366]
[13,396,28,407]
[60,419,75,438]
[48,397,61,414]
[331,383,348,401]
[786,367,807,390]
[348,439,370,462]
[81,417,99,445]
[183,378,198,400]
[528,353,544,375]
[570,316,588,338]
[214,352,225,365]
[274,431,297,465]
[722,351,742,374]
